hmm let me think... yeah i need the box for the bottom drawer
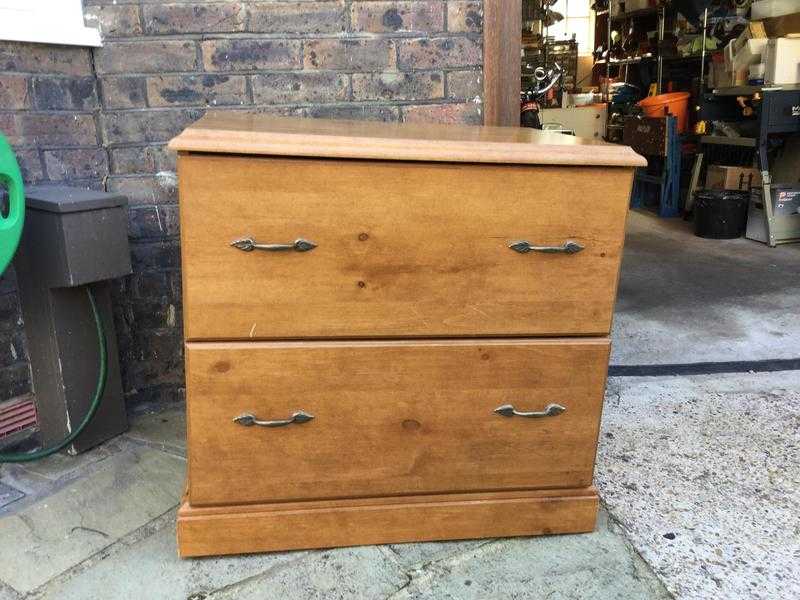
[186,338,610,507]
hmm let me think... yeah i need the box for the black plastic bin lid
[24,185,128,213]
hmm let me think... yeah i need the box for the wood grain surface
[177,487,599,557]
[179,154,633,340]
[186,338,609,507]
[484,0,523,127]
[169,114,646,167]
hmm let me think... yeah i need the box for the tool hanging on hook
[520,62,564,129]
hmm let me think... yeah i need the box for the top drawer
[178,154,632,340]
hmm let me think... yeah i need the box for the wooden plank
[179,154,634,340]
[484,0,522,127]
[177,487,599,557]
[186,338,610,507]
[623,116,668,157]
[168,114,646,168]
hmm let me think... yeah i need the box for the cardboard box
[732,21,767,54]
[762,13,800,37]
[705,166,762,191]
[725,37,769,72]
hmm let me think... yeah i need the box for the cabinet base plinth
[177,487,599,558]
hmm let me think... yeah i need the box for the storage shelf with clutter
[586,0,800,247]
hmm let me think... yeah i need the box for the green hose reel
[0,133,24,277]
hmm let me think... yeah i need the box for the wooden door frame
[483,0,522,127]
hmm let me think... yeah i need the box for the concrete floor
[613,211,800,366]
[1,213,799,599]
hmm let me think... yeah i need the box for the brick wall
[0,42,105,401]
[0,0,484,407]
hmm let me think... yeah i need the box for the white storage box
[725,38,769,72]
[752,0,800,19]
[764,37,800,85]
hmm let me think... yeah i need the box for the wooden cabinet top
[169,113,646,168]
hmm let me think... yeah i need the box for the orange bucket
[638,92,691,133]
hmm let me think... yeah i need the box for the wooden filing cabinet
[169,114,644,558]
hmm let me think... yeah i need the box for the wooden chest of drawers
[169,114,644,558]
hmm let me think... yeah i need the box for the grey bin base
[14,186,131,454]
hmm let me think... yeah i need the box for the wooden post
[484,0,522,127]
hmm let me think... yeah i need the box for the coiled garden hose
[0,286,107,463]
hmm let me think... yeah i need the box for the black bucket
[693,189,750,239]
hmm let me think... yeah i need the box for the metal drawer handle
[233,411,314,428]
[231,238,317,253]
[494,404,566,418]
[509,240,584,254]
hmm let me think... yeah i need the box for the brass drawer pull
[231,238,317,253]
[494,404,566,418]
[508,240,583,254]
[233,411,314,428]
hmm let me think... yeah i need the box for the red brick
[147,74,248,107]
[100,77,148,109]
[110,145,176,175]
[143,3,245,34]
[304,39,396,71]
[84,5,143,37]
[447,1,482,32]
[95,41,198,74]
[202,39,302,71]
[403,102,481,124]
[351,1,444,33]
[43,148,109,180]
[131,271,169,301]
[306,105,399,122]
[251,72,347,105]
[0,74,30,110]
[32,76,98,110]
[248,2,345,34]
[0,42,92,75]
[0,114,20,146]
[447,70,482,99]
[14,150,45,182]
[128,205,180,238]
[237,106,305,118]
[397,37,482,70]
[107,174,178,205]
[352,72,444,101]
[17,114,98,147]
[101,109,204,145]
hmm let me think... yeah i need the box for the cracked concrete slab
[0,438,149,517]
[0,447,184,595]
[0,482,24,510]
[597,371,800,600]
[382,539,485,570]
[32,512,304,600]
[209,546,409,600]
[0,465,60,516]
[0,581,19,600]
[386,509,669,599]
[16,439,125,482]
[124,404,186,456]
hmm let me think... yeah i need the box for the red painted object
[0,397,37,439]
